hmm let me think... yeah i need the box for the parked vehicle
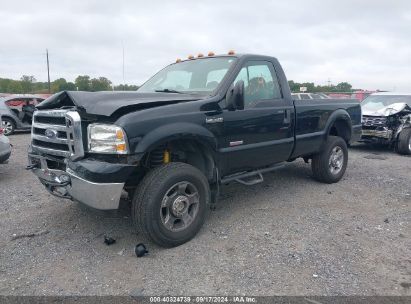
[0,116,11,163]
[291,92,330,100]
[28,53,361,247]
[351,90,375,102]
[327,93,352,99]
[0,95,44,135]
[360,92,411,155]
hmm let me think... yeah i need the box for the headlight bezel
[87,123,129,154]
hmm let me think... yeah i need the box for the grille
[31,110,84,160]
[362,115,387,127]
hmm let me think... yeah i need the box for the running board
[221,163,285,186]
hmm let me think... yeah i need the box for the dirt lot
[0,133,410,296]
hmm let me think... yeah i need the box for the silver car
[0,116,11,163]
[0,95,44,135]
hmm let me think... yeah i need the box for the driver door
[220,60,294,174]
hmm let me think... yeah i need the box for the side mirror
[226,80,245,110]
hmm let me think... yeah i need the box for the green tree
[90,77,112,91]
[288,80,353,93]
[75,75,91,91]
[52,78,67,93]
[287,80,298,92]
[114,84,139,91]
[335,82,352,92]
[20,75,36,93]
[0,78,13,93]
[8,81,23,93]
[66,82,76,91]
[51,78,77,92]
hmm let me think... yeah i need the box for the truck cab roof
[174,53,278,64]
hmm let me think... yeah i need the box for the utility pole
[46,49,51,93]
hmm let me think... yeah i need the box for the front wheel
[396,128,411,155]
[311,136,348,183]
[2,118,15,136]
[132,162,210,247]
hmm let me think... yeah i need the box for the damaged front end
[27,93,140,210]
[361,102,411,147]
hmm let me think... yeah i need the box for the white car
[0,116,11,163]
[361,92,411,155]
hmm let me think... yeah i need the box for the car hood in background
[361,102,411,117]
[36,91,203,117]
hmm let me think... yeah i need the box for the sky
[1,0,411,91]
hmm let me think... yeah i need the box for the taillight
[0,128,3,135]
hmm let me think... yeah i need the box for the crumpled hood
[36,91,202,116]
[361,102,411,117]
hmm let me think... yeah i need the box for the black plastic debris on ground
[104,236,116,246]
[135,243,148,257]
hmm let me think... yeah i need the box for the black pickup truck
[28,53,361,247]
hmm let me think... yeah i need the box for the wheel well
[328,118,351,143]
[143,139,216,183]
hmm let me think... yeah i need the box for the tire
[311,136,348,183]
[0,151,11,164]
[2,118,16,136]
[397,128,411,155]
[132,162,210,247]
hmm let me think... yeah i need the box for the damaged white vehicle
[361,92,411,155]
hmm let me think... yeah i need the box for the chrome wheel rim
[408,136,411,151]
[160,181,200,232]
[2,121,13,135]
[329,146,344,175]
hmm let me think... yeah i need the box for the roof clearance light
[176,58,182,63]
[228,50,235,55]
[208,51,215,56]
[197,53,204,58]
[188,55,194,59]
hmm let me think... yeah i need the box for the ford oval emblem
[44,129,58,139]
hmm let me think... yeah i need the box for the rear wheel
[132,162,210,247]
[397,128,411,155]
[2,118,15,136]
[311,136,348,183]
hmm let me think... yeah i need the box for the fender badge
[206,117,223,124]
[229,140,244,146]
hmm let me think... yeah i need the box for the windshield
[138,57,236,94]
[362,95,411,111]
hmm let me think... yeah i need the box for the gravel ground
[0,133,410,296]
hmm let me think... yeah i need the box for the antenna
[122,41,125,87]
[46,49,51,93]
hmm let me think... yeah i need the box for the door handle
[283,109,291,125]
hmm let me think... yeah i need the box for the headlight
[87,124,128,154]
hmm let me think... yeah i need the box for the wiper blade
[155,89,183,94]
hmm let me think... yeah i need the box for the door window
[233,61,282,107]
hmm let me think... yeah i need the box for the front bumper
[28,153,132,210]
[361,127,393,140]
